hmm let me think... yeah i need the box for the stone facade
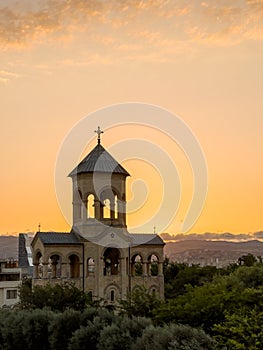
[31,136,165,302]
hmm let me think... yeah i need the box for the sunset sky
[0,0,262,236]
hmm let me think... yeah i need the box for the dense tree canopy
[2,253,262,349]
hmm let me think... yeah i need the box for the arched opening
[103,248,120,276]
[35,251,42,278]
[87,194,95,218]
[114,195,118,219]
[87,257,95,276]
[69,254,80,278]
[148,254,158,276]
[103,198,111,218]
[131,254,143,276]
[87,291,93,302]
[110,290,114,302]
[50,254,61,278]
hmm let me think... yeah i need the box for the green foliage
[0,309,53,350]
[120,285,161,318]
[19,281,87,311]
[214,308,263,349]
[98,323,132,350]
[157,264,263,337]
[238,253,258,266]
[164,261,218,299]
[49,309,82,350]
[132,324,217,350]
[8,256,263,349]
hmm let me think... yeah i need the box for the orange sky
[0,0,262,236]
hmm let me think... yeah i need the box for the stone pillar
[61,262,68,279]
[42,263,49,278]
[158,262,163,276]
[142,262,147,276]
[33,264,39,278]
[93,199,101,219]
[120,257,126,276]
[81,201,86,221]
[131,262,135,276]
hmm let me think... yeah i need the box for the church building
[31,128,165,303]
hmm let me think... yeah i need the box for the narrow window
[87,194,95,218]
[110,290,114,302]
[103,199,111,218]
[114,195,118,219]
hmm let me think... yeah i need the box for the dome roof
[68,143,130,177]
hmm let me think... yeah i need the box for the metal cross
[94,126,104,144]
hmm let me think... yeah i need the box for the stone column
[61,262,68,279]
[94,199,101,219]
[142,261,147,276]
[158,262,163,276]
[33,264,39,279]
[42,263,49,278]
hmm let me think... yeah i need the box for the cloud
[0,0,263,60]
[161,231,263,242]
[0,70,21,83]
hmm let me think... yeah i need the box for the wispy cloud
[0,69,21,83]
[0,0,262,61]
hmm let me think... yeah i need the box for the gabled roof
[32,232,81,246]
[130,234,165,246]
[68,143,130,177]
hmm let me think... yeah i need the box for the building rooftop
[31,231,164,246]
[32,232,81,246]
[68,143,130,177]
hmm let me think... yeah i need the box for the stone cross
[94,126,104,144]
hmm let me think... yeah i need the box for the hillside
[164,239,263,266]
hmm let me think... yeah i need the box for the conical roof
[68,143,130,177]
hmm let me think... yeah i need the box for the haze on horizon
[0,0,262,236]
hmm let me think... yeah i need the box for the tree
[238,253,257,267]
[214,308,263,349]
[120,286,161,318]
[19,281,87,311]
[49,309,82,350]
[132,324,218,350]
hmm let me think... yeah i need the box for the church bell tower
[68,127,130,234]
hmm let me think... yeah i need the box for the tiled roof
[68,143,130,177]
[35,232,81,245]
[130,234,165,246]
[32,231,164,246]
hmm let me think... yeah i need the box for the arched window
[110,290,114,302]
[35,252,43,279]
[131,254,143,276]
[87,194,95,218]
[148,254,158,276]
[103,198,111,218]
[69,254,80,278]
[88,291,93,301]
[50,254,61,278]
[87,257,95,275]
[103,248,120,276]
[114,195,118,219]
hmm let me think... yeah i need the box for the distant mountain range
[164,239,263,266]
[1,234,263,267]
